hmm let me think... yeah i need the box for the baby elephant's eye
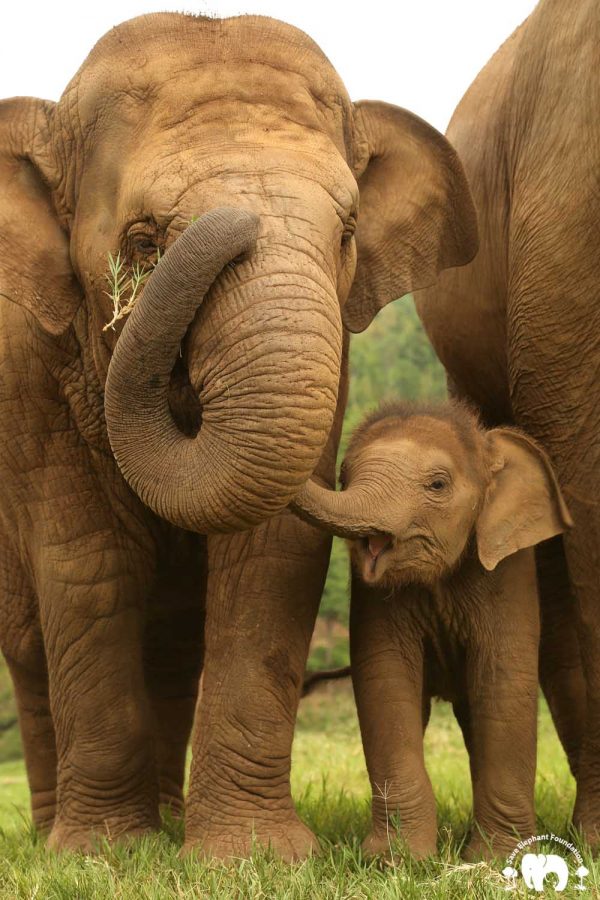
[426,478,448,493]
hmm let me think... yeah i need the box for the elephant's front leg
[144,530,206,815]
[0,542,57,831]
[536,536,585,777]
[567,490,600,846]
[351,580,437,861]
[507,246,600,845]
[5,654,57,832]
[463,552,539,860]
[184,512,330,861]
[38,524,160,852]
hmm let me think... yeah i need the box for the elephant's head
[292,401,572,585]
[521,852,570,892]
[0,14,478,533]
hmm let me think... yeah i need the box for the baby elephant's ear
[476,429,573,571]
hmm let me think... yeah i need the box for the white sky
[1,0,537,132]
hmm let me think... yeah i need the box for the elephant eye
[425,476,450,494]
[131,236,159,259]
[126,222,162,262]
[136,237,157,254]
[341,213,357,244]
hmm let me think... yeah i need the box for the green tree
[340,293,446,454]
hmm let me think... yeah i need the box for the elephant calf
[293,400,571,859]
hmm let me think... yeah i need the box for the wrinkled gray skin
[415,0,600,846]
[0,14,477,859]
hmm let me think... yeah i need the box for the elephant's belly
[423,637,465,705]
[415,283,513,428]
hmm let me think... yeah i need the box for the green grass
[0,659,20,764]
[0,685,597,898]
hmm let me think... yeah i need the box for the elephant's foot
[463,828,533,863]
[46,813,160,853]
[463,837,500,862]
[575,826,600,856]
[31,789,56,834]
[158,778,185,819]
[159,794,184,819]
[573,805,600,855]
[572,725,600,854]
[362,827,436,862]
[182,816,319,863]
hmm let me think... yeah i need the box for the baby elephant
[293,401,571,860]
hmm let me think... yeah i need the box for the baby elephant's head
[293,401,572,587]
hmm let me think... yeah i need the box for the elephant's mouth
[359,534,394,576]
[353,532,443,587]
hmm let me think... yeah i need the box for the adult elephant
[0,13,477,858]
[416,0,599,845]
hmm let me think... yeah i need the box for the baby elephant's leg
[463,550,539,860]
[351,580,436,860]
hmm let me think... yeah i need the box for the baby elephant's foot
[46,818,159,854]
[183,816,319,863]
[159,790,184,820]
[31,789,57,834]
[362,827,436,862]
[463,828,532,863]
[573,796,600,855]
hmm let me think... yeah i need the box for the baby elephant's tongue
[368,534,392,559]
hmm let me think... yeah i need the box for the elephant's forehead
[356,436,458,478]
[357,419,471,464]
[65,13,351,132]
[149,67,345,156]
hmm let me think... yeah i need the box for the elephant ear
[344,100,478,333]
[0,98,81,335]
[476,429,573,571]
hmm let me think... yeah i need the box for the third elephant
[416,0,600,844]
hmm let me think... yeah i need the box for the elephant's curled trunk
[105,208,259,532]
[105,206,342,533]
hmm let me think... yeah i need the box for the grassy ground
[0,684,597,898]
